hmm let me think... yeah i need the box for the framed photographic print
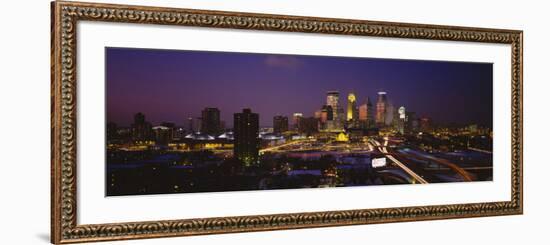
[51,0,523,243]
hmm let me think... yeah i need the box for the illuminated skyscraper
[347,92,358,122]
[201,107,221,135]
[234,109,260,166]
[376,92,388,126]
[397,106,406,134]
[326,91,340,120]
[367,97,374,127]
[359,97,374,129]
[273,115,289,134]
[326,91,345,131]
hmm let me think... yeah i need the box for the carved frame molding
[51,1,523,243]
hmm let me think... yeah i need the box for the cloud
[264,55,304,69]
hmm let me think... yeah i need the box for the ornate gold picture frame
[51,1,523,243]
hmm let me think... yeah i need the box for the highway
[371,139,429,184]
[260,138,314,153]
[400,149,473,181]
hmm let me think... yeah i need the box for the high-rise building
[131,112,152,142]
[292,113,303,130]
[234,109,260,166]
[106,122,118,143]
[358,97,374,129]
[201,107,221,136]
[376,92,388,126]
[152,125,172,146]
[298,117,319,136]
[160,122,175,141]
[320,105,333,123]
[385,103,394,126]
[326,91,340,120]
[405,111,417,133]
[187,117,194,133]
[397,106,406,134]
[326,91,345,131]
[273,115,289,134]
[420,117,431,132]
[347,92,358,123]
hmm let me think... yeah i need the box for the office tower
[273,115,289,134]
[160,122,175,142]
[366,97,374,127]
[385,103,394,126]
[376,92,388,126]
[320,105,333,123]
[131,112,152,142]
[420,117,431,132]
[405,111,417,133]
[359,103,368,128]
[347,92,358,121]
[298,117,319,136]
[106,122,118,143]
[326,91,345,131]
[152,125,172,146]
[397,106,406,134]
[234,109,260,166]
[359,97,374,128]
[201,107,221,136]
[292,113,303,130]
[326,91,340,120]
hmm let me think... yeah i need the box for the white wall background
[0,0,546,244]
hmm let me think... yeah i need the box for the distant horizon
[106,47,493,128]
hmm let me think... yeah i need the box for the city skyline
[106,47,493,128]
[105,47,493,196]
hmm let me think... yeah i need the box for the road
[260,138,314,153]
[400,149,473,181]
[371,139,429,184]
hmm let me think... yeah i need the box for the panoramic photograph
[105,47,493,196]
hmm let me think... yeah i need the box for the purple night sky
[106,47,493,128]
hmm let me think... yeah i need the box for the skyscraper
[234,109,260,166]
[320,105,333,123]
[152,125,172,146]
[397,106,406,134]
[292,113,303,130]
[385,103,394,126]
[273,115,289,134]
[376,92,388,126]
[367,97,374,127]
[298,117,319,136]
[131,112,152,142]
[326,91,345,131]
[347,92,358,122]
[405,111,417,133]
[201,107,221,135]
[326,91,340,120]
